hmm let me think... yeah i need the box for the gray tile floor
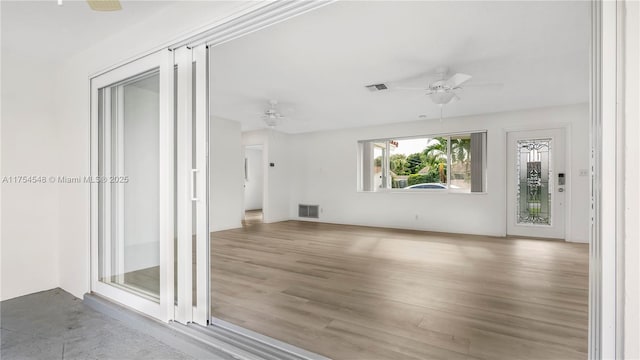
[1,288,194,360]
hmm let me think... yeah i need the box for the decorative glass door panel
[516,139,552,225]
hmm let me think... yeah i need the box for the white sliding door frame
[174,46,194,323]
[174,45,209,325]
[160,46,177,322]
[90,49,175,322]
[591,0,625,358]
[115,84,126,285]
[193,45,210,325]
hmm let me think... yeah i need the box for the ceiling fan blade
[391,86,430,91]
[463,81,504,89]
[385,67,439,89]
[87,0,122,11]
[389,72,429,84]
[446,73,472,88]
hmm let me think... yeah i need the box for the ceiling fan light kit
[429,91,457,105]
[86,0,122,12]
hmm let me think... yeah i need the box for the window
[358,132,486,193]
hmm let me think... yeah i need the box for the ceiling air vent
[365,83,388,92]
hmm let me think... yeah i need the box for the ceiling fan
[391,66,472,105]
[371,66,502,120]
[262,100,287,128]
[58,0,122,11]
[86,0,121,11]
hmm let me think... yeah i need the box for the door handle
[191,169,198,201]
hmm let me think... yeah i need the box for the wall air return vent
[365,83,388,92]
[298,204,319,219]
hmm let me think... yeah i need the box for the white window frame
[357,131,486,193]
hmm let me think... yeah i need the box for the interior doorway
[243,144,264,226]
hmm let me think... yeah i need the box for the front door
[506,129,566,239]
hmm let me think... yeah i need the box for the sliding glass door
[90,46,209,323]
[91,50,174,320]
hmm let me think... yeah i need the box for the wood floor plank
[211,221,588,360]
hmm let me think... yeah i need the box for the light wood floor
[243,209,264,226]
[211,221,589,360]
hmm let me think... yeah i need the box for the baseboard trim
[210,222,243,232]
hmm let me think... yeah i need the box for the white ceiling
[1,0,239,64]
[210,1,590,134]
[2,1,165,62]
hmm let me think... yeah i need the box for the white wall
[0,51,60,301]
[244,147,263,211]
[288,104,590,242]
[265,130,292,223]
[209,117,243,232]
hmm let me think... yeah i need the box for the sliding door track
[171,319,329,360]
[84,293,329,360]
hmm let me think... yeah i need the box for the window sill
[357,189,488,195]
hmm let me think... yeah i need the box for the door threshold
[84,293,235,359]
[84,292,329,359]
[209,317,330,360]
[173,319,329,360]
[506,235,565,241]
